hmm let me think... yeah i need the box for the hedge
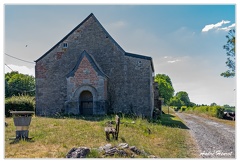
[5,96,35,117]
[185,105,224,119]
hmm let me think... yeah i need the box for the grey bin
[10,111,34,140]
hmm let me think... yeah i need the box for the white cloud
[167,59,180,63]
[4,64,35,76]
[201,20,231,32]
[162,56,189,64]
[218,23,236,31]
[228,23,236,28]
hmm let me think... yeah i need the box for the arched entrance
[79,91,93,115]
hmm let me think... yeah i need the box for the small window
[63,42,68,48]
[137,60,142,66]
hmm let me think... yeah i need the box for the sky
[3,3,237,106]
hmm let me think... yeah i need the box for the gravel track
[176,112,235,158]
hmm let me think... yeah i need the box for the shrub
[184,105,224,119]
[213,106,225,119]
[180,106,187,112]
[5,95,35,117]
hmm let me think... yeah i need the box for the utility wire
[5,53,35,64]
[5,64,13,71]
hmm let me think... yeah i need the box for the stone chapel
[35,13,159,118]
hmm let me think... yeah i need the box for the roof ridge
[125,52,154,72]
[125,52,152,60]
[35,13,95,62]
[90,14,125,53]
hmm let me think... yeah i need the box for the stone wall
[36,14,125,116]
[35,14,155,118]
[123,55,154,117]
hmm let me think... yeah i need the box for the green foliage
[5,95,35,117]
[169,91,193,109]
[169,96,184,110]
[176,91,190,106]
[5,71,35,97]
[210,102,217,106]
[223,105,235,112]
[87,149,102,158]
[154,74,174,104]
[189,102,196,107]
[184,105,224,119]
[180,106,187,112]
[221,29,235,78]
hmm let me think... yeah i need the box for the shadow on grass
[40,114,114,122]
[159,114,189,129]
[9,138,35,144]
[76,115,110,121]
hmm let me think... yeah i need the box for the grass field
[5,106,198,158]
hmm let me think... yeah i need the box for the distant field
[5,107,198,158]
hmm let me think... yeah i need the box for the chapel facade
[35,13,159,118]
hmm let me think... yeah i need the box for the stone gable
[35,13,158,118]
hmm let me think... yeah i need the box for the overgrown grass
[5,107,198,158]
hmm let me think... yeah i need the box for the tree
[221,29,235,78]
[175,91,190,106]
[169,91,192,108]
[189,102,196,107]
[169,96,184,109]
[223,104,230,108]
[210,102,217,106]
[5,71,35,97]
[154,74,174,104]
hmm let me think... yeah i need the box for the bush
[5,96,35,117]
[184,105,224,119]
[213,106,225,119]
[180,106,187,112]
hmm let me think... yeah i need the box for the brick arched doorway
[79,91,93,115]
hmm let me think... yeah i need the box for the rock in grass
[117,149,127,157]
[104,147,118,156]
[118,143,129,149]
[129,146,141,155]
[99,143,112,152]
[66,147,90,158]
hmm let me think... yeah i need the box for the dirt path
[176,112,235,158]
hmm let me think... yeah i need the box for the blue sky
[3,4,236,106]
